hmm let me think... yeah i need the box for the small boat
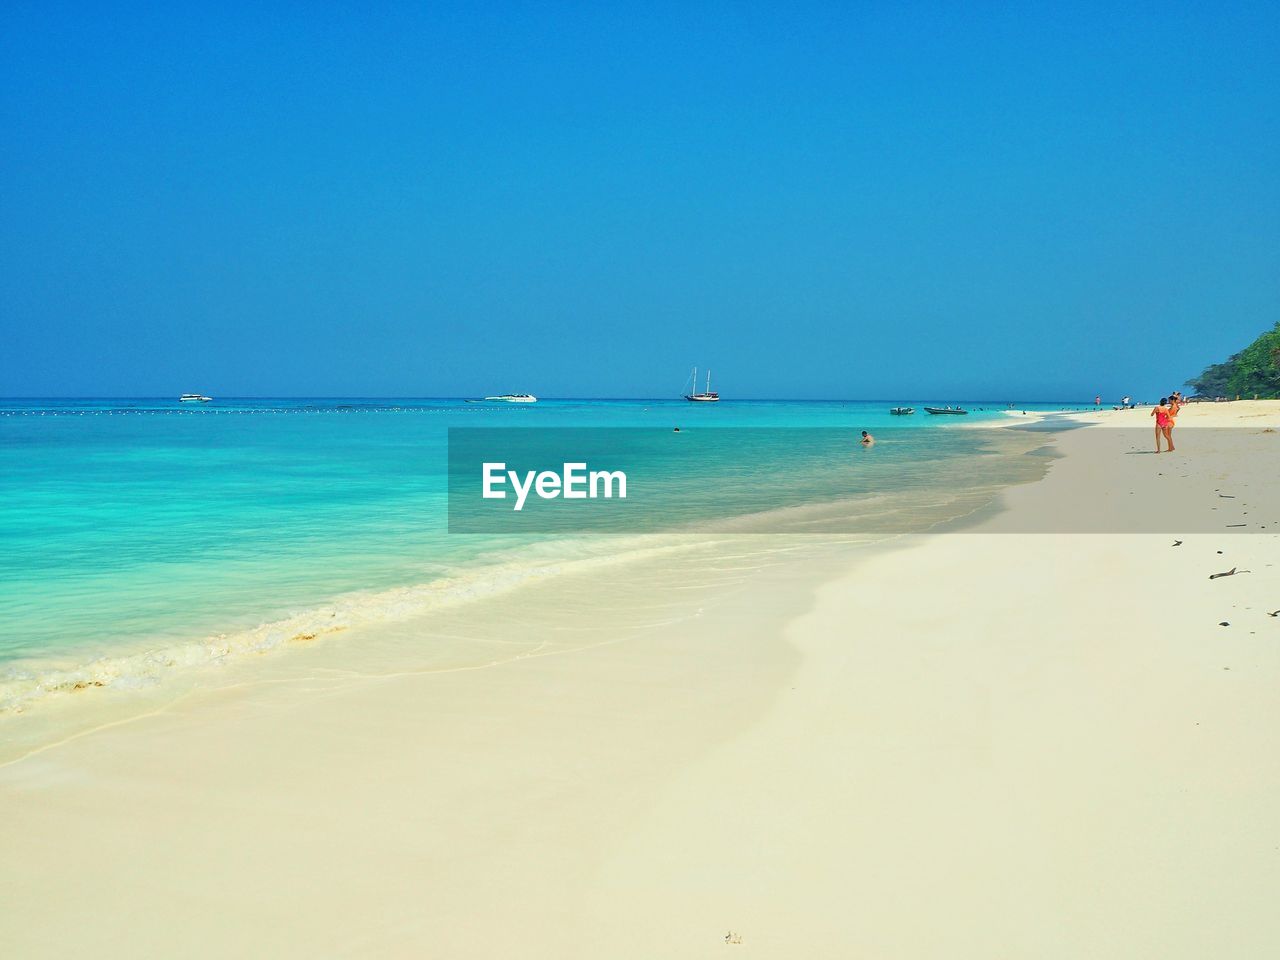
[179,394,212,403]
[467,394,537,403]
[889,407,914,415]
[924,406,968,415]
[684,367,720,402]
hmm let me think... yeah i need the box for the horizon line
[0,395,1111,404]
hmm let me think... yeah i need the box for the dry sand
[1,401,1277,958]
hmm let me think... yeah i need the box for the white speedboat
[467,394,537,403]
[179,394,213,403]
[683,367,720,402]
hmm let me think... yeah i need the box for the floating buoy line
[0,405,534,417]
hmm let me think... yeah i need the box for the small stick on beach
[1209,568,1251,580]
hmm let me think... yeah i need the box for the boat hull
[923,407,967,415]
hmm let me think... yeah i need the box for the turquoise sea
[0,397,1087,712]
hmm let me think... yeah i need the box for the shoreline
[1,402,1277,956]
[0,418,1054,729]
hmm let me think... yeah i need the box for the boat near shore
[924,406,968,415]
[890,406,914,415]
[466,394,537,403]
[179,394,212,403]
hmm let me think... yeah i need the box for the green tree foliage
[1187,323,1280,398]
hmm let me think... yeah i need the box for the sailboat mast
[706,369,711,394]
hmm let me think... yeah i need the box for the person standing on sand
[1167,392,1182,445]
[1151,398,1174,452]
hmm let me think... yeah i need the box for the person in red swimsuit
[1151,398,1174,452]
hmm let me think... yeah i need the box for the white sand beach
[2,402,1278,958]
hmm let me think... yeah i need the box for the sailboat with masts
[684,367,720,402]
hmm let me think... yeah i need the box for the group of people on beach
[1151,391,1184,452]
[856,393,1185,454]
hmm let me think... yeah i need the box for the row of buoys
[0,406,524,417]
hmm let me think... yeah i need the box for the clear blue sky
[3,2,1277,399]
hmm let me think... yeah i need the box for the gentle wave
[0,534,716,715]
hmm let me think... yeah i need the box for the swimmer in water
[860,431,875,446]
